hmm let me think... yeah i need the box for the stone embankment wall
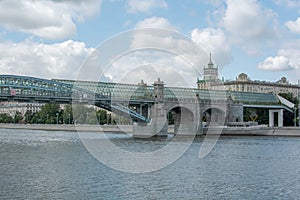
[0,123,133,133]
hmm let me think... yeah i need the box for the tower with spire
[197,53,220,90]
[204,53,218,81]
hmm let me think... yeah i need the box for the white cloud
[285,18,300,34]
[258,48,300,82]
[107,51,197,86]
[0,0,101,40]
[223,0,276,39]
[131,18,180,50]
[258,56,293,71]
[191,28,232,67]
[258,49,300,83]
[92,18,209,87]
[222,0,278,53]
[135,17,176,29]
[126,0,167,13]
[274,0,300,8]
[277,49,300,70]
[0,40,94,79]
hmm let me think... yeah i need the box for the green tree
[0,113,13,123]
[167,112,174,125]
[244,108,269,124]
[72,104,87,124]
[72,104,99,124]
[86,111,98,124]
[24,110,34,124]
[278,93,298,104]
[279,93,299,126]
[96,109,107,125]
[13,111,23,123]
[31,103,61,124]
[62,104,73,124]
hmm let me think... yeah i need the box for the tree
[278,93,298,104]
[97,109,107,125]
[244,108,269,124]
[167,112,174,125]
[279,93,299,126]
[13,111,23,123]
[86,111,98,124]
[0,113,13,123]
[62,104,73,124]
[31,103,61,124]
[72,104,87,124]
[72,104,99,124]
[24,110,34,124]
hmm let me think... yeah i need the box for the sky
[0,0,300,87]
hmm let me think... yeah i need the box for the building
[0,102,44,116]
[197,55,300,98]
[197,53,222,90]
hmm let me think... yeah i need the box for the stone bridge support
[133,78,168,137]
[269,109,283,127]
[227,102,244,123]
[133,79,245,137]
[166,103,200,136]
[133,103,168,137]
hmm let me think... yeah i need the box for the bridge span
[0,75,295,136]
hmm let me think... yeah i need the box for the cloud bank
[0,40,94,79]
[126,0,167,13]
[0,0,101,40]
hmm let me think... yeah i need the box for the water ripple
[1,129,300,199]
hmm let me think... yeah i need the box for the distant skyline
[0,0,300,86]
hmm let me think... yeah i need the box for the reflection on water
[1,128,300,199]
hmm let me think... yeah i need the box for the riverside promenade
[0,123,133,133]
[0,123,299,136]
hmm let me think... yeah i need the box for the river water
[1,128,300,199]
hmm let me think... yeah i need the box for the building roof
[230,91,279,104]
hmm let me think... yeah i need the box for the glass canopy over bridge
[0,75,292,123]
[56,78,281,105]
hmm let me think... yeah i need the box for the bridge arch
[167,105,195,135]
[202,107,226,127]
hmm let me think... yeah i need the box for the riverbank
[203,126,300,137]
[0,123,299,136]
[0,123,133,133]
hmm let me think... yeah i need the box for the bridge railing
[0,75,151,123]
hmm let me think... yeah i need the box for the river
[1,128,300,199]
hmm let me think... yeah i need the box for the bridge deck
[0,75,284,123]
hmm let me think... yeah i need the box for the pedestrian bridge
[0,75,294,136]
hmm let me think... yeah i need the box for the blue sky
[0,0,300,86]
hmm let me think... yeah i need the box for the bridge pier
[133,103,168,137]
[133,78,169,137]
[269,109,284,127]
[171,106,198,136]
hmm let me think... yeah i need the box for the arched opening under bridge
[202,107,225,127]
[168,106,195,135]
